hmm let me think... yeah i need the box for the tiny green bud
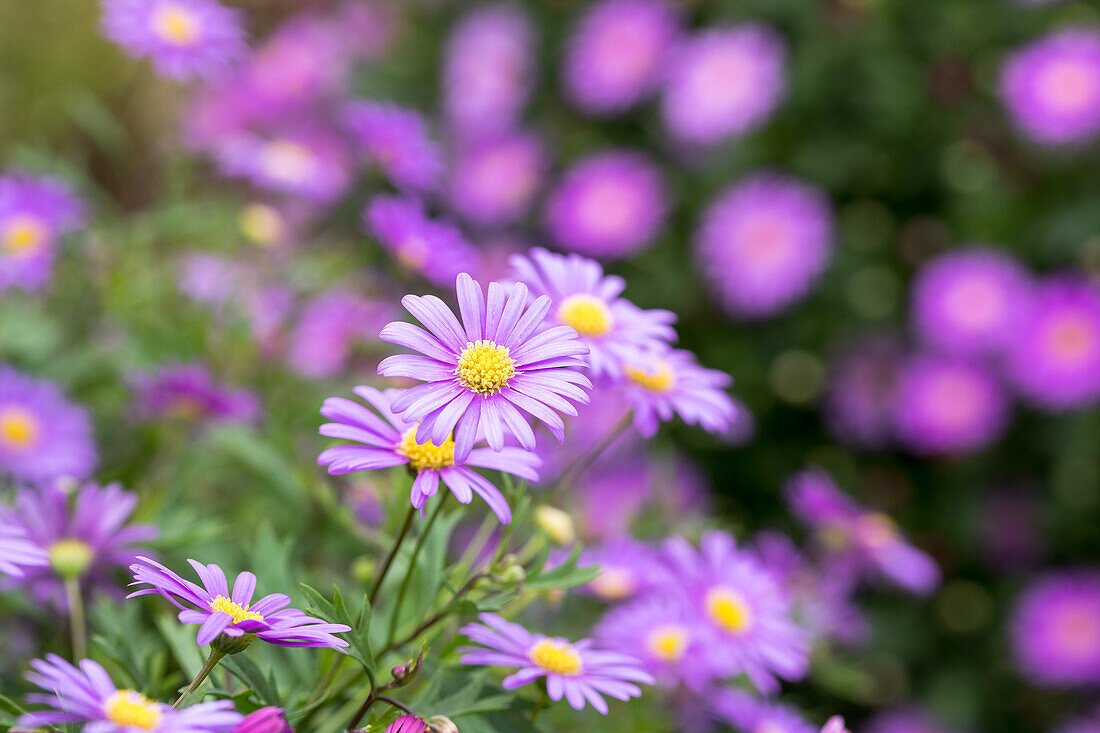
[211,632,255,655]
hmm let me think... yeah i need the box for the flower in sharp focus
[344,101,443,192]
[18,654,241,732]
[0,173,85,293]
[509,247,676,377]
[1010,570,1100,686]
[386,715,429,733]
[619,348,736,438]
[101,0,246,80]
[234,707,293,733]
[378,273,592,462]
[0,366,97,485]
[0,524,48,577]
[318,386,540,523]
[447,131,546,228]
[458,612,653,714]
[130,364,261,425]
[364,196,480,287]
[127,557,351,650]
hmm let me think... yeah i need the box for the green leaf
[302,583,374,679]
[222,653,282,706]
[524,544,599,591]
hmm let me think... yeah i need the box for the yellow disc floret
[0,406,41,451]
[624,359,675,393]
[209,595,265,624]
[456,340,516,395]
[705,586,754,634]
[397,426,456,472]
[104,690,162,730]
[528,638,583,676]
[646,624,690,663]
[238,204,285,247]
[2,216,47,256]
[557,294,613,337]
[150,3,200,46]
[49,539,94,578]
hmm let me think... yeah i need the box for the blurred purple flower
[130,364,260,424]
[710,689,817,733]
[594,596,700,688]
[823,335,906,449]
[287,289,395,379]
[216,127,351,204]
[448,131,545,227]
[0,524,48,577]
[344,101,442,192]
[0,173,84,293]
[620,348,736,438]
[364,195,481,287]
[865,708,961,733]
[1010,570,1100,686]
[578,539,670,602]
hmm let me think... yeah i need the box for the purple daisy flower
[578,539,671,602]
[216,127,351,204]
[101,0,246,80]
[0,524,48,577]
[128,557,351,650]
[823,335,906,449]
[786,467,941,593]
[458,612,653,714]
[318,386,539,524]
[234,707,292,733]
[1006,277,1100,410]
[0,481,157,608]
[364,196,481,287]
[287,289,396,379]
[1000,28,1100,145]
[442,4,536,140]
[19,654,241,732]
[544,151,668,260]
[377,273,592,462]
[911,248,1033,358]
[619,348,737,438]
[593,596,702,689]
[1010,570,1100,686]
[0,367,96,485]
[892,355,1010,455]
[660,25,786,146]
[130,364,260,424]
[561,0,681,115]
[695,172,834,319]
[509,247,677,377]
[710,689,817,733]
[344,101,442,192]
[448,131,546,228]
[0,173,85,293]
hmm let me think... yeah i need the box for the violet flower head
[458,612,653,714]
[287,289,396,379]
[234,707,293,733]
[822,717,852,733]
[448,131,546,227]
[130,364,260,424]
[318,386,540,524]
[1000,28,1100,145]
[19,654,241,732]
[216,127,351,204]
[344,101,442,192]
[509,247,677,377]
[695,173,834,320]
[823,335,906,449]
[562,0,681,115]
[377,273,592,462]
[1010,570,1100,686]
[710,689,817,733]
[128,557,351,650]
[0,524,48,577]
[578,539,671,602]
[0,173,85,293]
[619,348,736,438]
[545,151,668,260]
[386,715,428,733]
[661,25,786,145]
[594,596,700,689]
[101,0,246,80]
[0,367,97,485]
[364,195,480,287]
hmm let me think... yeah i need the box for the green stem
[381,571,488,655]
[64,577,86,661]
[369,506,417,605]
[386,498,448,643]
[530,687,549,723]
[173,648,226,708]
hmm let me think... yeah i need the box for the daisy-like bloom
[18,654,241,732]
[710,689,817,733]
[1010,570,1100,686]
[364,196,480,287]
[101,0,246,80]
[1000,28,1100,145]
[0,524,48,577]
[892,355,1010,455]
[660,25,786,146]
[386,716,428,733]
[448,131,546,227]
[128,557,352,650]
[0,481,157,608]
[344,101,442,192]
[458,612,653,714]
[911,248,1033,358]
[660,531,809,693]
[695,173,834,320]
[234,707,292,733]
[544,151,668,260]
[318,386,540,523]
[0,173,84,293]
[0,367,96,484]
[509,247,676,377]
[1006,277,1100,410]
[287,290,396,379]
[619,348,736,438]
[823,335,906,449]
[216,127,351,204]
[377,273,592,461]
[578,540,670,602]
[561,0,681,115]
[442,4,536,139]
[593,597,702,689]
[130,364,260,424]
[785,468,940,593]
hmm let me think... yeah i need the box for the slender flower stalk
[174,648,227,708]
[387,498,449,642]
[370,506,416,605]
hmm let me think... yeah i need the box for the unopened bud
[427,715,459,733]
[211,632,255,655]
[535,506,576,545]
[351,556,376,585]
[494,563,525,587]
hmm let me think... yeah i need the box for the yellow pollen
[624,359,675,393]
[646,624,690,663]
[456,340,516,395]
[104,690,162,730]
[2,216,47,257]
[528,638,583,676]
[260,140,315,183]
[705,586,754,634]
[238,204,285,247]
[0,406,40,451]
[397,426,456,472]
[150,3,200,46]
[557,294,613,337]
[49,539,95,578]
[209,595,265,624]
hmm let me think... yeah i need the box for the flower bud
[385,714,428,733]
[233,706,293,733]
[427,715,459,733]
[535,506,576,545]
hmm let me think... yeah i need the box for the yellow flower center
[238,204,285,247]
[646,623,690,663]
[856,512,897,549]
[150,3,200,46]
[49,539,94,578]
[397,426,455,471]
[260,140,315,184]
[528,638,583,676]
[2,215,47,257]
[0,406,41,452]
[456,340,516,395]
[624,359,675,393]
[209,595,265,624]
[557,294,613,337]
[705,586,754,634]
[104,690,162,730]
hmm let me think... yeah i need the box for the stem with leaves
[369,506,417,605]
[173,648,226,708]
[387,498,448,643]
